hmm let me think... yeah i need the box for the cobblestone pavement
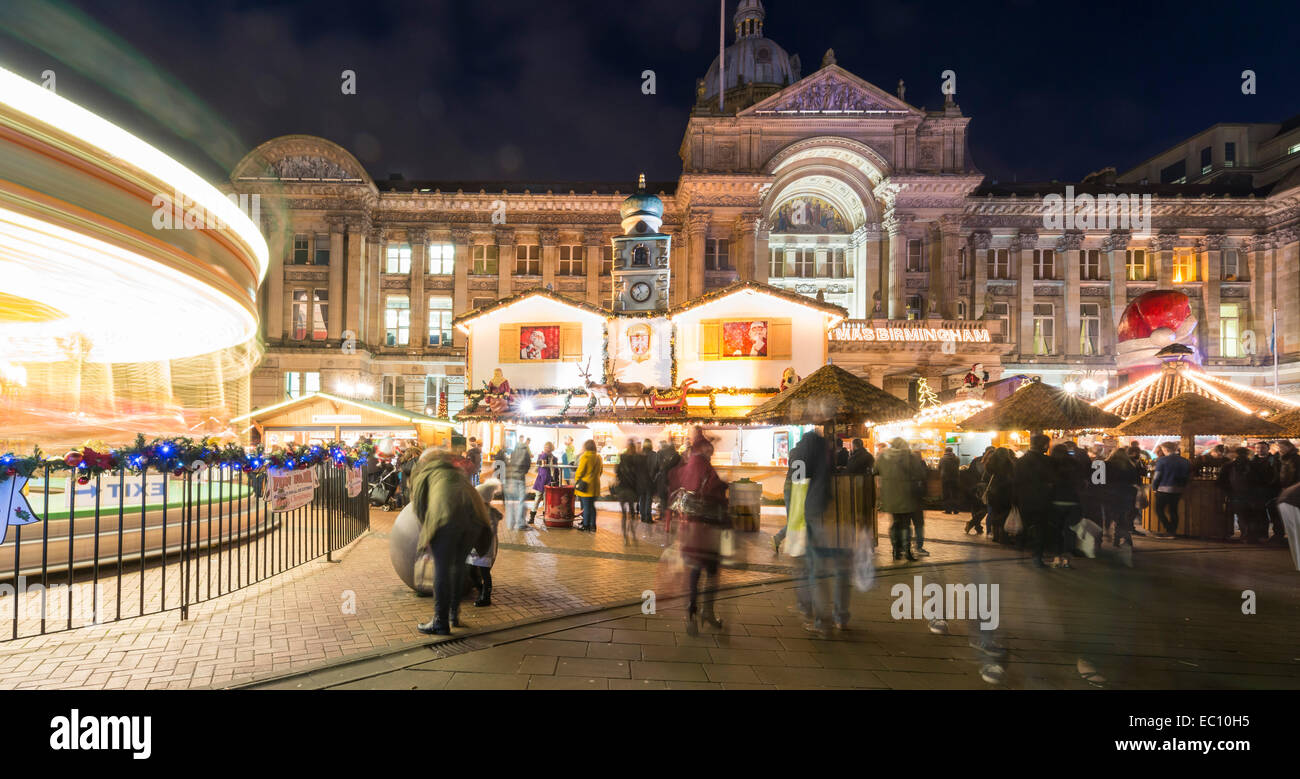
[3,499,1294,690]
[255,533,1300,691]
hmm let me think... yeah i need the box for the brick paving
[3,500,1295,690]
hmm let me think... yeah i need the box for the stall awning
[233,393,456,429]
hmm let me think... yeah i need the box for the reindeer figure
[578,358,650,409]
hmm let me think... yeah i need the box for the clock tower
[612,174,671,312]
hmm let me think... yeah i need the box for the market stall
[233,392,456,450]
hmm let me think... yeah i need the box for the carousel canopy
[1098,359,1297,418]
[746,363,914,426]
[1113,392,1283,437]
[957,380,1123,432]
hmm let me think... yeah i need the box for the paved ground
[2,498,1296,690]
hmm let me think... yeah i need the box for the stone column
[1277,228,1300,355]
[540,227,559,289]
[686,213,709,300]
[1248,233,1274,351]
[1153,233,1176,289]
[868,365,887,390]
[408,228,428,351]
[1201,234,1224,357]
[451,227,471,348]
[754,219,771,285]
[971,231,990,320]
[862,228,882,319]
[883,213,911,319]
[366,227,384,346]
[326,216,345,341]
[849,225,869,319]
[1060,233,1083,356]
[1016,232,1037,355]
[1103,231,1130,356]
[264,215,287,342]
[937,216,961,319]
[584,228,605,307]
[495,226,515,298]
[734,212,759,282]
[345,218,368,343]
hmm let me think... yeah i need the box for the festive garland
[708,389,718,416]
[0,434,377,486]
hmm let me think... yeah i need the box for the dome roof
[700,0,798,100]
[619,174,664,233]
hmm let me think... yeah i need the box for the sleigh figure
[650,379,697,414]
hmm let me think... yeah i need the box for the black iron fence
[0,464,369,641]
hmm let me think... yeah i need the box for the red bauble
[64,451,83,467]
[77,475,90,485]
[5,468,15,476]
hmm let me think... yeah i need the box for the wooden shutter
[498,323,518,363]
[768,318,792,358]
[698,320,721,360]
[560,323,583,362]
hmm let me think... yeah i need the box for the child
[468,480,502,607]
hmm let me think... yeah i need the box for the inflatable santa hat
[1116,290,1198,371]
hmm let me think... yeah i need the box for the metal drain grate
[424,636,492,660]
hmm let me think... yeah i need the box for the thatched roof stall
[1264,407,1300,437]
[957,379,1123,434]
[1098,359,1298,419]
[1114,391,1283,454]
[747,364,914,428]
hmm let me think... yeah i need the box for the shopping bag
[1004,505,1024,536]
[851,530,876,592]
[719,529,736,562]
[655,543,689,594]
[781,481,809,558]
[413,548,435,593]
[1072,518,1102,558]
[1278,503,1300,572]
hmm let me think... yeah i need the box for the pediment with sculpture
[745,66,917,115]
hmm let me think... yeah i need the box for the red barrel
[544,484,576,528]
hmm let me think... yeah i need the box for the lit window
[788,248,815,277]
[601,246,613,275]
[290,289,328,341]
[284,371,320,399]
[1173,248,1196,283]
[1224,142,1236,167]
[956,300,967,320]
[1200,146,1212,176]
[515,244,540,275]
[472,244,499,275]
[385,243,412,274]
[314,234,330,265]
[988,248,1010,279]
[385,296,410,346]
[1080,303,1100,355]
[769,248,786,278]
[1126,249,1148,281]
[989,302,1010,342]
[292,234,309,265]
[1289,143,1300,156]
[958,247,969,279]
[704,238,731,270]
[558,245,586,276]
[906,239,927,272]
[1033,249,1055,280]
[1033,303,1054,355]
[1081,249,1101,280]
[1220,304,1240,357]
[428,243,455,274]
[382,375,405,407]
[1221,249,1240,280]
[428,297,453,346]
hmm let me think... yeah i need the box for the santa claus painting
[1116,290,1199,372]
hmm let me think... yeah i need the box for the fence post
[327,466,335,563]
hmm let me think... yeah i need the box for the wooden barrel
[823,473,878,549]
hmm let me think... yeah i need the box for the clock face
[629,281,652,303]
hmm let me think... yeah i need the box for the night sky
[2,0,1297,187]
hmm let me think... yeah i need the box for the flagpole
[719,0,725,113]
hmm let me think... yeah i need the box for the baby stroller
[368,461,401,510]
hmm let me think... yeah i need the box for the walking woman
[877,437,926,561]
[573,440,602,532]
[1048,444,1085,568]
[1102,447,1141,566]
[667,427,730,635]
[529,441,559,524]
[614,439,642,543]
[983,448,1016,544]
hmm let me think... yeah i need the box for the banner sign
[311,414,362,424]
[346,466,364,498]
[265,467,319,512]
[830,322,991,344]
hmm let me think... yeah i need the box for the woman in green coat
[876,437,926,561]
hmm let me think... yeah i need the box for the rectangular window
[515,244,541,276]
[291,290,308,341]
[290,289,327,341]
[292,234,310,265]
[958,247,969,279]
[558,245,586,276]
[1220,303,1240,357]
[1224,142,1236,167]
[1126,249,1148,281]
[314,234,331,265]
[1080,303,1100,355]
[1160,159,1187,184]
[385,243,412,274]
[385,295,410,346]
[424,375,447,416]
[1221,249,1240,280]
[769,248,786,279]
[428,296,453,347]
[1200,146,1212,175]
[1033,303,1054,355]
[382,375,405,407]
[1033,249,1055,280]
[988,248,1010,279]
[1173,248,1196,283]
[601,246,613,276]
[956,300,967,320]
[906,239,926,272]
[428,243,455,275]
[1289,143,1300,156]
[1081,249,1102,280]
[472,244,499,275]
[704,238,731,271]
[990,302,1010,343]
[789,248,815,277]
[283,371,320,400]
[830,248,848,278]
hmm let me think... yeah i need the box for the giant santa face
[1116,290,1198,372]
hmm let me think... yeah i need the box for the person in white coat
[468,481,502,607]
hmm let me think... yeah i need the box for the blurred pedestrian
[1048,443,1085,568]
[1013,434,1056,567]
[504,438,532,531]
[654,439,681,524]
[668,427,731,636]
[878,437,925,562]
[530,441,559,524]
[573,440,602,532]
[845,438,873,475]
[834,438,849,469]
[638,439,656,523]
[939,447,960,514]
[908,447,931,556]
[615,439,642,544]
[983,447,1016,542]
[1150,442,1190,538]
[465,437,482,486]
[1102,447,1141,565]
[468,482,502,607]
[963,446,992,534]
[412,447,493,635]
[1219,447,1273,543]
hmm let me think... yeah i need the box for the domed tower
[611,174,671,312]
[697,0,801,114]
